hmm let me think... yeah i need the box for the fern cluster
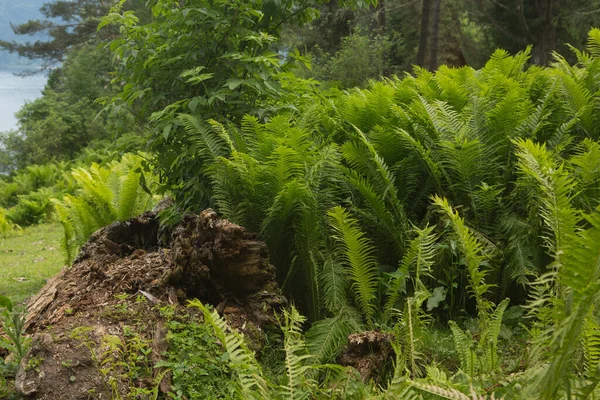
[140,29,600,398]
[52,154,157,263]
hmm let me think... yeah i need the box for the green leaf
[426,286,446,311]
[162,123,173,140]
[188,97,199,112]
[0,295,13,312]
[226,78,244,90]
[185,73,214,85]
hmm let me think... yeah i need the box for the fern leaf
[448,321,475,376]
[328,206,380,325]
[432,196,492,322]
[189,299,271,400]
[306,306,363,363]
[279,307,314,400]
[384,225,438,322]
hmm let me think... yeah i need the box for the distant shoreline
[0,66,46,74]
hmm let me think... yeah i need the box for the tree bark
[429,0,442,70]
[532,0,557,65]
[370,0,386,31]
[416,0,432,68]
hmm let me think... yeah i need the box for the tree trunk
[429,0,442,70]
[416,0,432,68]
[370,0,386,31]
[532,0,557,65]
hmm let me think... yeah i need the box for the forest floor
[0,223,64,304]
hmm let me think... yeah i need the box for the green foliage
[448,298,509,378]
[190,301,364,399]
[327,206,379,326]
[384,225,437,324]
[159,310,235,399]
[312,30,392,88]
[306,306,363,364]
[523,210,600,398]
[6,188,56,226]
[0,41,144,174]
[0,297,30,366]
[189,300,272,400]
[0,208,19,238]
[432,196,492,323]
[2,4,589,394]
[52,154,156,264]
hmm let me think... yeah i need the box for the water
[0,69,47,132]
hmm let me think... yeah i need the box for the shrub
[6,188,56,226]
[312,30,392,88]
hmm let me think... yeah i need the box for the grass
[0,223,64,304]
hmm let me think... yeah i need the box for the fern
[278,307,315,400]
[189,300,271,400]
[318,253,349,314]
[480,298,510,372]
[524,211,600,398]
[327,206,380,326]
[587,28,600,57]
[582,312,600,380]
[53,154,156,264]
[410,381,472,400]
[432,196,492,322]
[514,139,580,327]
[384,225,438,323]
[0,208,20,238]
[448,321,476,377]
[306,306,363,363]
[342,125,409,252]
[178,114,232,162]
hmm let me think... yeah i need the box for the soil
[9,206,287,399]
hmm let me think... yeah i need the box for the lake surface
[0,69,47,132]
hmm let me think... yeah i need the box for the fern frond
[582,313,600,379]
[116,167,141,221]
[53,154,155,264]
[278,307,314,400]
[395,128,442,192]
[514,139,579,275]
[178,113,232,162]
[306,306,364,363]
[587,28,600,59]
[343,167,404,251]
[319,254,349,314]
[343,125,410,250]
[480,298,510,372]
[526,211,600,398]
[432,196,492,322]
[189,299,271,400]
[327,206,380,326]
[384,225,438,323]
[410,381,471,400]
[448,321,475,376]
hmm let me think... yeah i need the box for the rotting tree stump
[15,207,286,399]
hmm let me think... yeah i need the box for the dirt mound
[337,331,395,383]
[14,208,286,399]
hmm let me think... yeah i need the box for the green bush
[0,181,20,208]
[158,308,235,399]
[312,30,392,88]
[6,188,56,227]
